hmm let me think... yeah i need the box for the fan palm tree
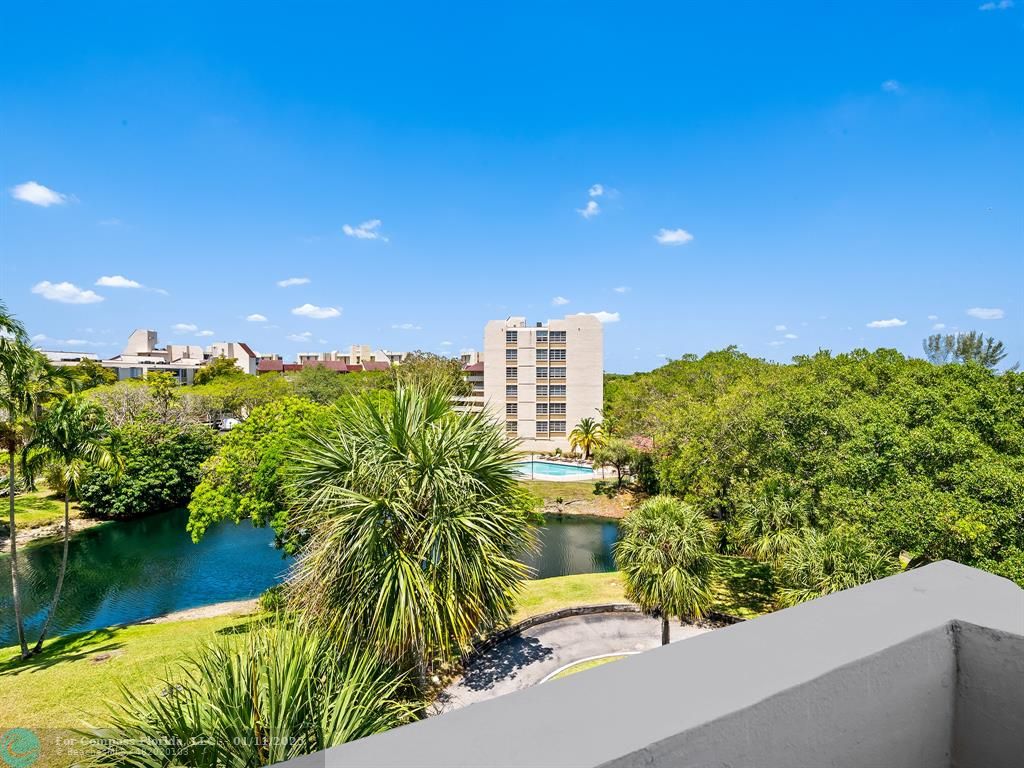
[776,525,898,607]
[616,495,719,644]
[287,383,536,690]
[568,417,604,459]
[731,493,810,565]
[23,394,120,654]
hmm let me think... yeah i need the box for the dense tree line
[605,347,1024,585]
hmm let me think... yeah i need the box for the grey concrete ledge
[287,562,1024,768]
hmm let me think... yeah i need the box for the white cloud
[172,323,198,333]
[246,313,268,322]
[11,181,68,207]
[287,331,313,342]
[613,286,630,294]
[582,311,620,324]
[654,228,694,246]
[979,0,1013,10]
[933,323,946,330]
[866,318,907,328]
[576,200,600,219]
[774,324,787,331]
[30,333,114,348]
[343,219,388,241]
[97,217,123,227]
[552,296,570,306]
[32,281,104,304]
[588,183,604,198]
[881,79,904,94]
[927,314,939,321]
[784,333,798,339]
[277,277,310,288]
[292,303,341,320]
[95,275,142,289]
[195,330,214,337]
[391,323,422,330]
[440,340,453,347]
[768,340,785,347]
[966,307,1004,320]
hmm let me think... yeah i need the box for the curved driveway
[434,612,711,714]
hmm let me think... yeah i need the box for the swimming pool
[516,460,596,478]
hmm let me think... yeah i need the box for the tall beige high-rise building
[483,314,603,452]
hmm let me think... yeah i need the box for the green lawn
[549,654,628,680]
[1,488,83,534]
[520,479,601,503]
[0,613,259,768]
[514,572,627,622]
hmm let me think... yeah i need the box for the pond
[0,509,618,646]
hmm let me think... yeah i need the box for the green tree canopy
[193,356,243,385]
[923,331,1007,369]
[188,396,328,546]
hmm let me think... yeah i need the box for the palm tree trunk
[661,615,670,645]
[31,495,70,655]
[8,450,29,658]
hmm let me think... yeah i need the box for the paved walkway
[434,612,711,713]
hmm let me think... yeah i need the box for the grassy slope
[1,487,83,533]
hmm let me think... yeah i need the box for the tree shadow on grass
[713,558,777,617]
[0,628,124,676]
[459,635,554,692]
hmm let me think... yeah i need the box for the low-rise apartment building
[482,314,603,452]
[41,329,257,385]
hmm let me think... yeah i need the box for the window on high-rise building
[536,421,548,433]
[536,367,548,379]
[506,402,518,415]
[536,403,548,415]
[505,348,517,361]
[549,402,566,415]
[536,349,548,361]
[550,331,566,343]
[506,367,517,380]
[549,420,566,433]
[550,384,566,396]
[550,367,566,378]
[506,384,518,397]
[506,421,517,433]
[506,330,518,344]
[536,385,548,397]
[536,330,548,343]
[549,348,566,361]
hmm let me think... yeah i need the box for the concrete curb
[469,603,745,659]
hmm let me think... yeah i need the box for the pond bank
[0,516,109,554]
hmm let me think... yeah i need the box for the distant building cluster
[42,329,258,385]
[39,316,606,452]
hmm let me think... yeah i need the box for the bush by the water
[78,420,217,519]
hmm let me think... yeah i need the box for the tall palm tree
[287,383,536,690]
[23,395,120,654]
[1,303,57,658]
[776,525,898,607]
[616,495,719,644]
[569,417,604,459]
[732,494,809,565]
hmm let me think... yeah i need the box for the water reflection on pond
[0,508,618,646]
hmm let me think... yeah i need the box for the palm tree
[732,494,809,565]
[569,417,604,459]
[776,525,898,607]
[1,304,65,658]
[82,620,408,768]
[287,383,536,690]
[615,495,719,644]
[23,395,120,654]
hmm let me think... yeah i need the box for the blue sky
[2,2,1021,373]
